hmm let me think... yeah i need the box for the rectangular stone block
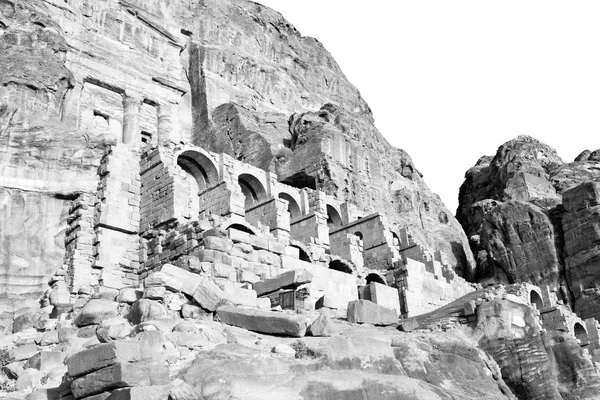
[368,282,400,316]
[106,385,170,400]
[71,362,169,399]
[160,263,202,295]
[67,342,141,378]
[253,270,313,296]
[217,305,306,337]
[346,300,397,326]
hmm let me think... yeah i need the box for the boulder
[181,303,212,320]
[74,300,119,327]
[217,306,306,337]
[16,368,43,391]
[66,342,142,378]
[397,319,419,333]
[10,343,39,361]
[271,344,296,357]
[130,300,167,325]
[346,300,397,326]
[118,288,142,304]
[24,351,66,373]
[253,270,313,296]
[71,361,170,399]
[307,314,339,337]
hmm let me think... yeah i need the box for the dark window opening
[329,259,353,275]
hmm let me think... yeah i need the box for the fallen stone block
[220,282,258,308]
[217,305,306,337]
[346,300,397,326]
[308,314,339,337]
[253,270,313,297]
[162,264,203,295]
[25,351,66,373]
[39,330,59,346]
[10,343,39,361]
[16,368,43,391]
[66,342,142,378]
[71,361,169,399]
[106,386,170,400]
[74,300,119,327]
[192,279,228,311]
[397,319,419,332]
[144,271,182,293]
[463,300,477,316]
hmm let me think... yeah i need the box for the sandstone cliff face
[458,135,600,318]
[0,0,108,312]
[185,0,476,276]
[0,0,476,313]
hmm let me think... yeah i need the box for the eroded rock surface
[458,136,600,319]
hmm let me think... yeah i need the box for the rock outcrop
[458,136,600,320]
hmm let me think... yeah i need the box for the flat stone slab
[347,300,397,326]
[161,264,202,296]
[71,361,169,399]
[217,305,306,337]
[66,342,142,378]
[253,269,313,297]
[106,385,170,400]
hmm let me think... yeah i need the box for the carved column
[122,96,142,144]
[157,102,181,145]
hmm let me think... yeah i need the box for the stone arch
[529,290,543,310]
[329,259,353,275]
[326,204,343,230]
[177,150,219,191]
[238,173,267,209]
[290,244,312,263]
[278,192,302,220]
[222,221,258,236]
[366,273,386,285]
[574,322,589,345]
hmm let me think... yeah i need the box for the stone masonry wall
[93,145,141,289]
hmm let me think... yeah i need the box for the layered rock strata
[458,135,600,321]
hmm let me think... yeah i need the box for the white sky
[257,1,600,212]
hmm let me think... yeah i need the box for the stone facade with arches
[59,133,478,319]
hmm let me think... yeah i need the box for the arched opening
[278,192,301,220]
[366,273,386,286]
[574,323,589,346]
[354,231,364,252]
[326,205,343,230]
[238,174,267,209]
[392,233,401,250]
[291,245,311,263]
[529,290,543,310]
[177,150,219,191]
[329,259,353,275]
[226,223,256,236]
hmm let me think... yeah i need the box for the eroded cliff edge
[457,135,600,320]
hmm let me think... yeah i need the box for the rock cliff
[0,0,474,312]
[458,135,600,320]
